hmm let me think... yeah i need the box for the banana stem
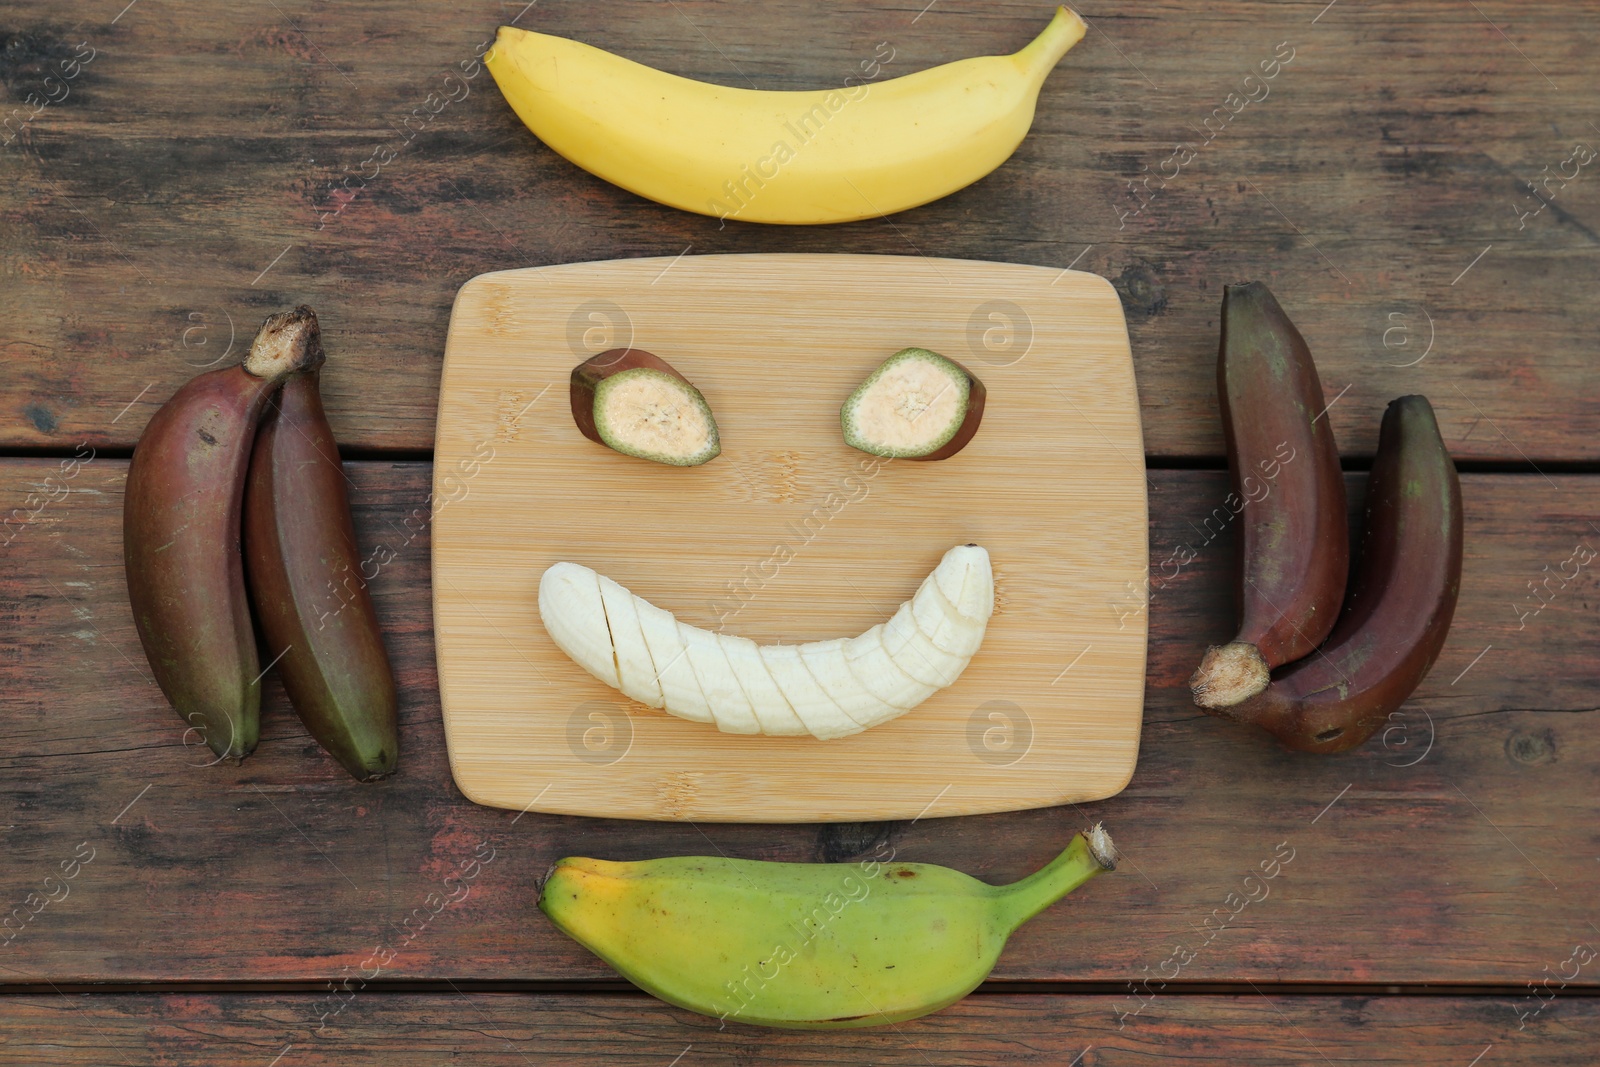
[244,305,326,381]
[1013,6,1089,81]
[992,824,1116,931]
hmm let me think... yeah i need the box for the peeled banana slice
[912,581,981,657]
[679,623,761,735]
[718,634,809,737]
[883,601,967,688]
[760,643,863,741]
[536,545,993,739]
[800,638,902,729]
[538,563,621,691]
[598,575,663,708]
[845,626,939,711]
[632,595,711,723]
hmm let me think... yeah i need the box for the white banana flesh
[718,634,809,737]
[538,563,621,691]
[679,623,762,735]
[845,626,939,710]
[597,575,663,708]
[537,545,992,739]
[760,643,863,741]
[632,595,711,723]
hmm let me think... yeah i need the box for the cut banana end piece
[934,543,995,620]
[538,563,622,691]
[534,544,992,740]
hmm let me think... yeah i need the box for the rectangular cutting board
[433,253,1147,823]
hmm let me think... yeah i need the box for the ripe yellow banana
[486,7,1087,225]
[540,824,1116,1029]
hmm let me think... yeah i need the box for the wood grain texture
[2,458,1594,985]
[0,992,1595,1064]
[2,1,1597,460]
[434,255,1146,820]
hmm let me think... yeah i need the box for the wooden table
[3,1,1596,1062]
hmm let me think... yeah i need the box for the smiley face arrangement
[539,346,994,739]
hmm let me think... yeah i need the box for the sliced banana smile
[537,545,993,739]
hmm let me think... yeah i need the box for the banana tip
[1017,5,1087,73]
[536,859,563,895]
[1190,641,1270,711]
[1086,823,1115,870]
[1049,6,1089,48]
[486,24,524,61]
[245,305,325,380]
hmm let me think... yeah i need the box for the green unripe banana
[539,824,1116,1029]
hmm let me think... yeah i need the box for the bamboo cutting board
[433,254,1146,823]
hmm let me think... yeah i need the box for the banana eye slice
[841,348,986,461]
[570,348,720,467]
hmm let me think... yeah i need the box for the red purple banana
[1190,282,1349,710]
[124,308,323,760]
[125,305,398,776]
[1208,395,1462,753]
[243,351,400,781]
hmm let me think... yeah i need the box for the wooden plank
[433,256,1146,820]
[2,1,1597,459]
[0,992,1596,1064]
[1,460,1596,986]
